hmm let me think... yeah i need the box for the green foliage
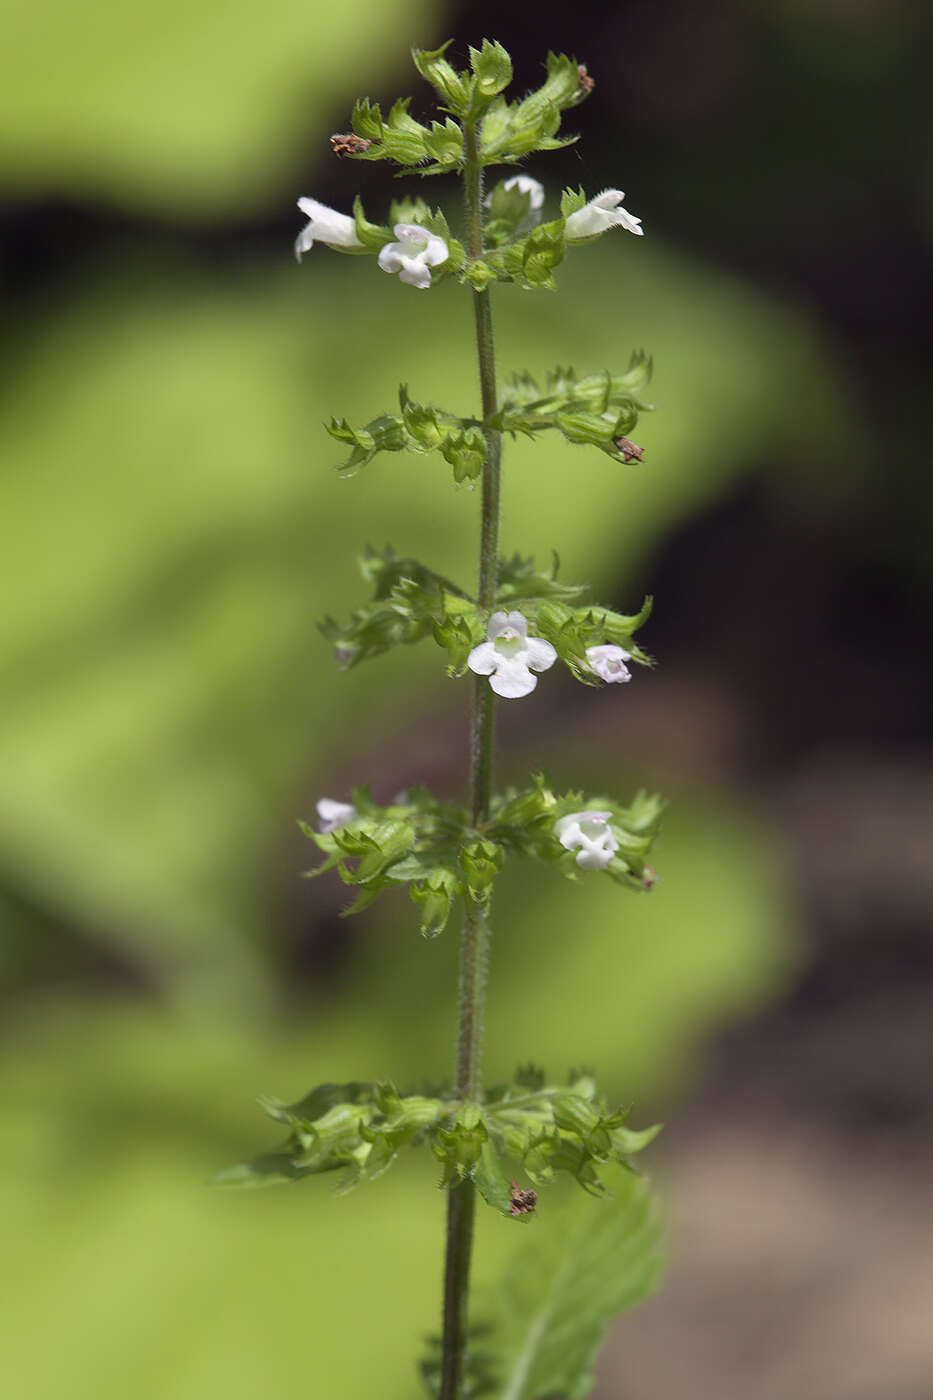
[534,596,655,681]
[218,1070,659,1219]
[301,782,469,937]
[350,195,394,251]
[326,387,485,483]
[340,44,591,178]
[327,354,652,481]
[495,218,567,290]
[482,1070,661,1201]
[216,1080,450,1191]
[480,52,591,164]
[319,546,476,671]
[350,96,438,168]
[298,771,661,933]
[481,1173,664,1399]
[495,353,654,461]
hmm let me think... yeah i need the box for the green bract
[218,1069,661,1214]
[325,356,652,482]
[340,45,589,173]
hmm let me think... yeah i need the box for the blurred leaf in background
[0,0,434,214]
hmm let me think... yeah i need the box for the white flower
[496,175,545,211]
[556,811,619,871]
[586,644,632,684]
[564,189,643,241]
[377,223,449,289]
[316,798,357,834]
[467,611,557,699]
[294,197,363,261]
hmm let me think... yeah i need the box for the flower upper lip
[294,197,363,261]
[564,189,643,241]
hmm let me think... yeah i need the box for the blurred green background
[2,1,930,1397]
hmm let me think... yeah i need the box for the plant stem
[439,117,503,1400]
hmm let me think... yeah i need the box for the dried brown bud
[613,437,644,463]
[578,64,595,94]
[508,1181,538,1216]
[641,865,657,890]
[330,133,374,157]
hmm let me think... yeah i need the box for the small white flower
[586,644,632,684]
[294,197,363,261]
[495,175,545,211]
[377,223,449,289]
[556,810,619,871]
[467,611,557,699]
[564,189,643,241]
[316,798,357,834]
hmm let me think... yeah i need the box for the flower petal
[377,244,404,274]
[489,659,537,699]
[524,637,557,672]
[294,223,315,262]
[502,175,545,210]
[316,798,357,833]
[575,845,613,871]
[397,261,432,289]
[467,641,498,676]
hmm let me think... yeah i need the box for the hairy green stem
[439,117,503,1400]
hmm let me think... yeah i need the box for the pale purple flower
[586,644,632,684]
[564,189,643,241]
[377,223,449,289]
[294,197,363,261]
[316,798,357,834]
[467,611,557,699]
[556,811,619,870]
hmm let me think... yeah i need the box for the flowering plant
[221,40,666,1398]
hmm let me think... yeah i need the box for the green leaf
[410,866,461,938]
[422,118,464,167]
[319,546,476,669]
[412,40,473,115]
[348,95,431,165]
[481,51,589,164]
[495,553,589,607]
[350,195,393,251]
[474,1140,527,1220]
[469,39,513,99]
[489,1174,664,1399]
[213,1152,313,1188]
[459,838,505,898]
[496,355,654,451]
